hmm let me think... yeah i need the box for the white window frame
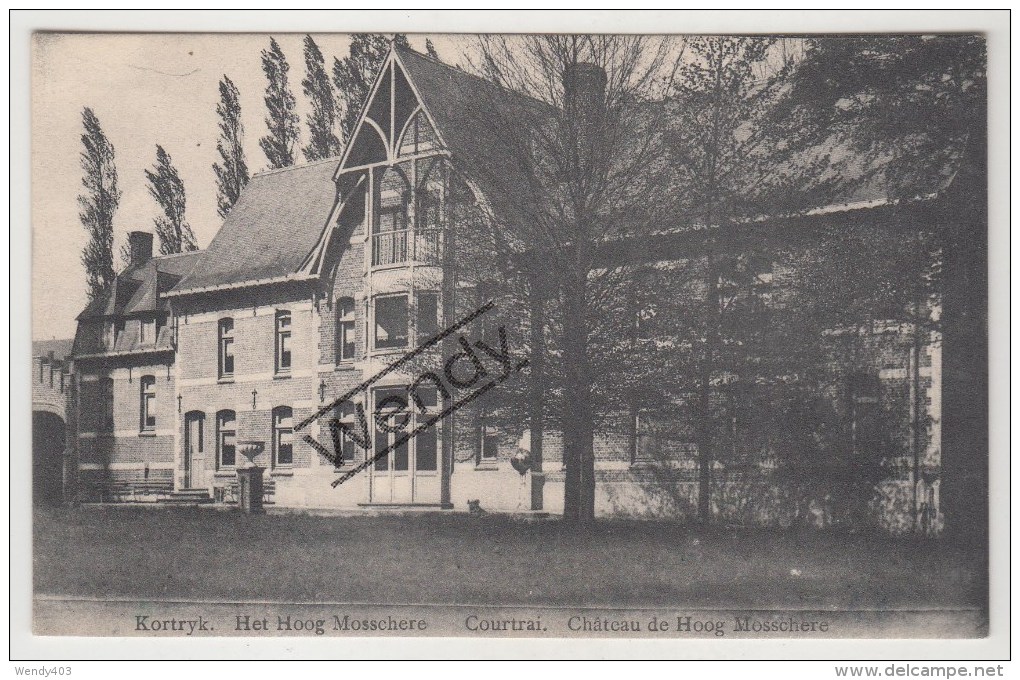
[275,311,292,374]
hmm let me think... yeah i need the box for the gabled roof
[73,249,202,357]
[77,250,202,320]
[393,46,551,227]
[170,158,340,295]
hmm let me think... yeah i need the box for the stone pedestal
[236,466,265,514]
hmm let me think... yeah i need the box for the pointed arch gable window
[140,375,156,432]
[216,410,236,469]
[272,406,294,467]
[275,311,292,374]
[218,318,234,379]
[336,297,356,362]
[399,110,438,156]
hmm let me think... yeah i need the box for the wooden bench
[216,479,276,505]
[89,478,174,502]
[131,479,174,499]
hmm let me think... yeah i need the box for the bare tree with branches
[456,35,683,524]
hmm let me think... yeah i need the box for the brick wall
[174,286,320,489]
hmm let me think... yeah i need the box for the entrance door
[184,411,206,488]
[369,387,440,504]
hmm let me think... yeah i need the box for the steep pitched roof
[394,46,550,227]
[77,250,203,320]
[170,158,340,294]
[73,249,203,357]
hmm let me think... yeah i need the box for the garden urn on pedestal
[235,440,265,514]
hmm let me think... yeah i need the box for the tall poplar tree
[212,75,249,219]
[425,38,440,60]
[332,34,410,143]
[259,37,300,169]
[146,145,197,254]
[301,35,342,160]
[78,107,121,300]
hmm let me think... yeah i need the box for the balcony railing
[372,229,442,267]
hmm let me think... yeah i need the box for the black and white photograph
[14,9,1008,666]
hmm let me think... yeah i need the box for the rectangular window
[140,376,156,431]
[334,402,359,467]
[276,312,292,373]
[218,319,234,378]
[140,318,156,345]
[417,292,439,342]
[337,298,356,362]
[273,407,294,467]
[377,205,407,233]
[113,319,126,348]
[218,411,236,468]
[417,190,441,231]
[481,424,499,460]
[374,295,409,350]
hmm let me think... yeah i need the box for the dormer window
[140,318,156,345]
[113,319,126,348]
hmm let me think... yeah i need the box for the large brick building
[65,44,958,532]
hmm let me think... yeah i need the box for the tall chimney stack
[127,231,154,266]
[562,62,607,166]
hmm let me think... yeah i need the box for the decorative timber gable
[338,49,448,173]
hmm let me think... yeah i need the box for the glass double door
[369,386,440,504]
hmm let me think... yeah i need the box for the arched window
[272,406,294,467]
[275,311,292,374]
[139,375,156,432]
[218,318,234,379]
[216,410,236,469]
[336,297,356,362]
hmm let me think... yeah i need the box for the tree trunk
[561,274,596,524]
[695,363,714,523]
[696,257,721,523]
[529,280,545,511]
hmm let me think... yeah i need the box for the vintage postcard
[19,10,1006,662]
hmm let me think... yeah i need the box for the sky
[31,32,464,341]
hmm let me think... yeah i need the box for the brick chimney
[562,62,607,164]
[127,231,154,266]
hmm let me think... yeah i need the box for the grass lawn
[34,505,986,609]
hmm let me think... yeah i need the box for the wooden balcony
[371,229,442,267]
